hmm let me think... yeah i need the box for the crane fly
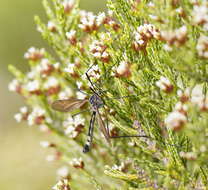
[51,68,149,153]
[52,87,111,153]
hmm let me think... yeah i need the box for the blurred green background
[0,0,105,189]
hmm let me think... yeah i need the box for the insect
[52,68,149,153]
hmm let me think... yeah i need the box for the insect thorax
[89,94,104,109]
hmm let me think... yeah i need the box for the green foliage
[9,0,208,189]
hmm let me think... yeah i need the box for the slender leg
[71,109,90,118]
[83,111,96,153]
[104,106,148,139]
[85,72,99,94]
[110,134,179,147]
[110,135,149,138]
[76,88,90,96]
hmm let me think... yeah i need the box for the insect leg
[85,72,98,94]
[83,111,96,153]
[110,134,179,147]
[110,135,149,138]
[76,88,90,96]
[71,109,90,118]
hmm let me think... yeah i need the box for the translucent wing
[96,108,111,144]
[51,98,88,112]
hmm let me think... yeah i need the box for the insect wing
[96,108,111,144]
[51,98,88,112]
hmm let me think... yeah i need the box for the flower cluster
[191,86,208,111]
[78,11,104,33]
[89,40,110,63]
[8,79,22,94]
[114,61,131,78]
[112,162,126,171]
[25,80,41,95]
[37,58,56,77]
[62,0,75,14]
[161,25,188,47]
[43,77,60,96]
[56,166,71,180]
[156,76,174,93]
[86,65,101,80]
[14,106,29,122]
[165,110,187,131]
[27,106,48,126]
[177,88,190,103]
[47,21,57,32]
[64,60,81,78]
[192,1,208,31]
[196,35,208,59]
[24,47,45,61]
[66,30,77,45]
[132,24,161,52]
[40,141,56,148]
[63,115,85,138]
[69,157,84,169]
[52,179,71,190]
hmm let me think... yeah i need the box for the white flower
[14,106,29,122]
[52,179,70,190]
[66,30,76,40]
[24,47,45,60]
[46,155,56,162]
[27,70,36,79]
[174,102,188,114]
[112,162,125,171]
[92,52,101,58]
[97,12,106,25]
[191,85,204,105]
[57,166,70,178]
[64,63,75,74]
[116,61,129,75]
[62,0,74,13]
[39,124,49,132]
[76,91,87,99]
[20,106,28,113]
[69,157,84,168]
[54,62,60,69]
[63,115,85,138]
[27,107,45,126]
[39,58,50,70]
[76,81,83,89]
[65,126,78,138]
[43,77,59,89]
[165,111,187,131]
[177,88,190,103]
[58,88,73,99]
[175,25,187,39]
[40,141,50,148]
[25,80,40,92]
[47,21,56,31]
[73,115,85,126]
[8,79,20,92]
[196,35,208,58]
[156,76,173,93]
[14,113,22,122]
[79,11,98,32]
[163,44,173,51]
[192,3,208,25]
